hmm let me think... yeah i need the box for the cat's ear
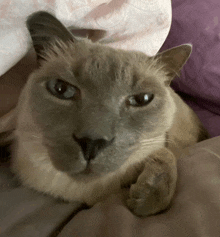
[155,44,192,85]
[26,11,76,62]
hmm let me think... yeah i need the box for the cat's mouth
[70,162,109,179]
[81,162,94,174]
[80,167,96,175]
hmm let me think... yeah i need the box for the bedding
[161,0,220,137]
[1,0,220,236]
[0,0,171,76]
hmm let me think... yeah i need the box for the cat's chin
[67,163,111,180]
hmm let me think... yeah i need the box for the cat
[0,11,209,217]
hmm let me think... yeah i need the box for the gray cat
[0,11,208,217]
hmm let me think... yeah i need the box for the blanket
[0,0,171,76]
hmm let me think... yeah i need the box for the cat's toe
[127,197,153,217]
[126,176,171,217]
[126,184,158,217]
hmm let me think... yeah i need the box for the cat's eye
[126,93,154,107]
[46,79,79,100]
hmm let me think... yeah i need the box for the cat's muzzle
[73,135,115,162]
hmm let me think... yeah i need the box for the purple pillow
[161,0,220,137]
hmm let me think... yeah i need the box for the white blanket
[0,0,171,76]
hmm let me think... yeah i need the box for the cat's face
[25,40,173,176]
[20,11,191,179]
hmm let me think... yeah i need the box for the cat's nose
[73,135,114,162]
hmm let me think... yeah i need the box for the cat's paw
[126,171,174,217]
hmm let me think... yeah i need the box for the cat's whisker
[31,135,41,139]
[140,136,176,143]
[139,141,165,146]
[139,138,178,147]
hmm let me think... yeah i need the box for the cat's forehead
[37,41,163,91]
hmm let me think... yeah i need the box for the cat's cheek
[47,148,86,173]
[50,156,86,174]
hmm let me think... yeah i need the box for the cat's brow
[131,76,160,92]
[131,73,139,89]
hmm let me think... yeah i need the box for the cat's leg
[126,147,177,217]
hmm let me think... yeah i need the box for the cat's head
[20,11,192,179]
